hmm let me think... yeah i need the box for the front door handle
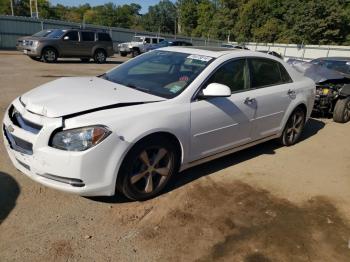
[244,97,256,104]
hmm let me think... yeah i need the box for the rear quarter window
[98,33,111,41]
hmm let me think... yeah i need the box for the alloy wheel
[129,147,172,194]
[345,100,350,121]
[44,49,56,62]
[96,51,106,63]
[285,111,304,144]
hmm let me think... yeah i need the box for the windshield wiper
[126,83,151,94]
[98,73,109,80]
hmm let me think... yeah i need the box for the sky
[50,0,170,13]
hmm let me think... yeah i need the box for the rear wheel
[42,48,57,63]
[279,107,306,146]
[333,97,350,123]
[120,51,127,57]
[118,137,179,201]
[93,49,106,64]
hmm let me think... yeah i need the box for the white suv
[3,47,315,200]
[118,35,165,57]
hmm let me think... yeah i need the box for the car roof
[160,46,249,58]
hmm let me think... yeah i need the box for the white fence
[239,42,350,61]
[0,15,224,50]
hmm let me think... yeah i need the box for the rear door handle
[244,97,256,104]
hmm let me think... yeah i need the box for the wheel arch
[127,131,184,165]
[280,102,308,136]
[114,130,184,194]
[41,45,59,57]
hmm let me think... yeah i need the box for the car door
[80,31,96,56]
[190,59,257,161]
[60,30,80,57]
[247,58,295,139]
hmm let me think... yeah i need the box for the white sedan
[2,47,315,200]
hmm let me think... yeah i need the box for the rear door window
[81,31,95,41]
[152,38,158,44]
[249,58,284,88]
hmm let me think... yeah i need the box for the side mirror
[63,36,70,41]
[199,83,231,98]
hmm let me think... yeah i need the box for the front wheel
[118,137,179,201]
[279,107,306,146]
[333,97,350,123]
[93,50,106,64]
[42,48,57,63]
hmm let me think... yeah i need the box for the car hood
[20,77,165,118]
[17,36,45,41]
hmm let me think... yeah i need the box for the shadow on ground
[0,172,20,224]
[91,118,325,203]
[168,118,325,193]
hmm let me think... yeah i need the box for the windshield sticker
[187,54,213,62]
[169,85,184,93]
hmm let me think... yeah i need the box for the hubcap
[286,112,304,144]
[97,52,105,62]
[130,147,172,194]
[345,101,350,120]
[45,50,56,61]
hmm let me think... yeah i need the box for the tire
[333,97,350,123]
[80,58,90,63]
[120,52,127,57]
[279,107,306,146]
[42,47,58,63]
[131,48,140,58]
[118,136,180,201]
[93,49,107,64]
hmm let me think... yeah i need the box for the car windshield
[32,30,52,37]
[132,36,143,42]
[312,59,350,74]
[46,29,66,39]
[103,50,214,98]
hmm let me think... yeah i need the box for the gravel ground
[0,51,350,262]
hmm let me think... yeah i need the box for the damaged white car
[2,47,315,200]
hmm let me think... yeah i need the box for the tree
[142,0,176,34]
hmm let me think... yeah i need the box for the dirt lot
[0,51,350,262]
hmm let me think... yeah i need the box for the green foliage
[142,0,176,34]
[1,0,350,45]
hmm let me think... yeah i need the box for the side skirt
[179,133,279,172]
